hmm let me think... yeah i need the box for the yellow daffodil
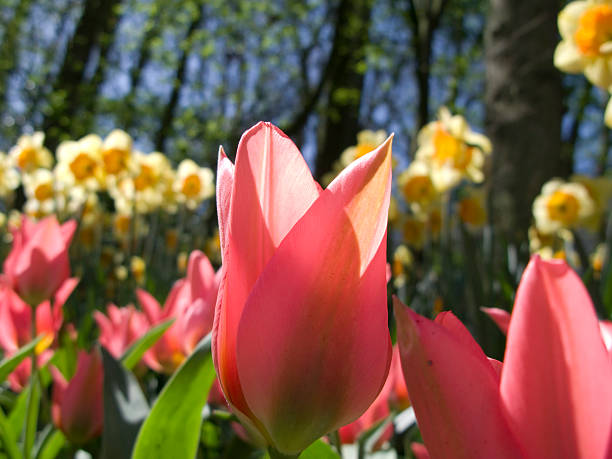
[130,256,146,285]
[55,134,103,194]
[532,179,595,234]
[0,151,20,197]
[398,161,438,214]
[9,132,53,173]
[173,159,214,210]
[402,216,426,249]
[415,107,491,191]
[22,168,62,217]
[457,188,487,229]
[392,244,414,288]
[555,0,612,89]
[101,129,134,184]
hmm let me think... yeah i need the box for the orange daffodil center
[431,126,473,172]
[69,153,98,181]
[546,190,581,225]
[181,174,202,197]
[574,4,612,56]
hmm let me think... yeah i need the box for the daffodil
[9,132,53,173]
[402,216,426,249]
[0,151,20,198]
[555,0,612,89]
[398,161,438,214]
[22,168,62,217]
[101,129,134,185]
[416,107,491,191]
[532,179,595,234]
[173,159,214,210]
[55,134,103,194]
[457,187,487,229]
[571,174,612,230]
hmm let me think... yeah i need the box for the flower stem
[23,314,39,459]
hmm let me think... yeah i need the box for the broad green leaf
[299,440,341,459]
[35,430,65,459]
[120,319,174,370]
[0,406,20,459]
[132,335,215,459]
[101,348,149,459]
[0,336,42,383]
[23,377,41,459]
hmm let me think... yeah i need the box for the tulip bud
[51,349,104,444]
[3,216,75,306]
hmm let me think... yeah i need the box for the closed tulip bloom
[3,216,76,306]
[213,122,393,455]
[51,349,104,445]
[394,256,612,459]
[138,250,220,372]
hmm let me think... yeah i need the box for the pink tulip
[212,122,393,455]
[394,256,612,459]
[411,443,430,459]
[3,216,76,306]
[94,303,149,358]
[138,250,220,373]
[51,349,104,444]
[0,278,78,391]
[339,345,409,447]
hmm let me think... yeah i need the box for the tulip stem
[268,448,299,459]
[23,315,39,459]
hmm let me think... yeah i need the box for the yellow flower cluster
[555,0,612,127]
[396,108,491,249]
[1,130,215,223]
[530,176,612,261]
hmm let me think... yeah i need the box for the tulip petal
[481,307,510,335]
[393,299,523,459]
[216,146,234,261]
[214,122,321,417]
[500,256,612,459]
[235,140,393,454]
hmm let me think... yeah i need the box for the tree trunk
[314,0,372,180]
[485,0,564,244]
[42,0,122,150]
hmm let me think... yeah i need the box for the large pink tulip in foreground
[394,256,612,459]
[213,122,393,455]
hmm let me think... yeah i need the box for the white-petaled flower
[415,107,491,191]
[571,173,612,230]
[110,151,173,214]
[173,159,214,210]
[101,129,134,185]
[397,160,438,215]
[9,132,53,173]
[554,0,612,89]
[55,134,103,194]
[0,151,20,197]
[22,168,62,217]
[533,179,596,234]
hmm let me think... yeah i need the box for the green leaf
[299,439,341,459]
[100,348,149,459]
[0,336,42,383]
[132,335,215,459]
[33,426,65,459]
[8,390,28,440]
[0,406,20,459]
[120,319,174,370]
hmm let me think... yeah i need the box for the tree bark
[485,0,564,244]
[314,0,372,180]
[42,0,121,150]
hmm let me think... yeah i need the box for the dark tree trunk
[42,0,121,150]
[485,0,564,244]
[314,0,372,180]
[405,0,450,131]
